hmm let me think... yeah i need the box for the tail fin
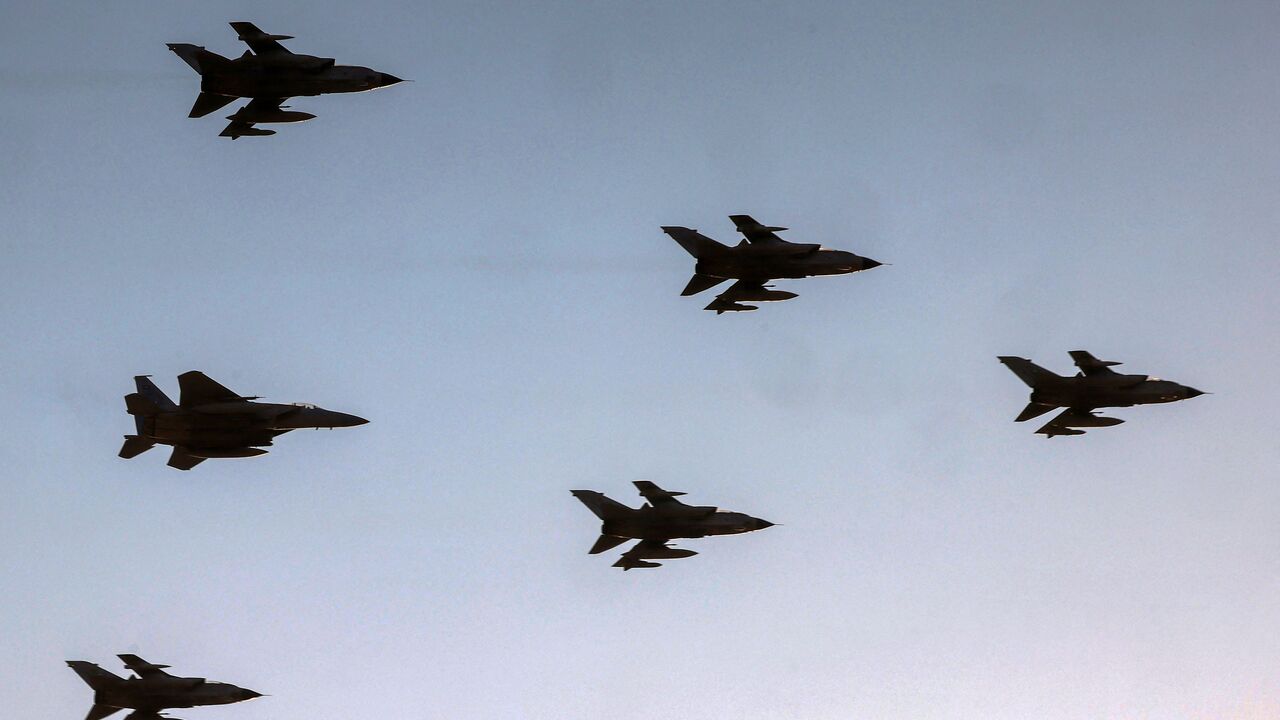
[133,376,177,412]
[66,662,124,692]
[166,43,231,75]
[119,436,155,459]
[681,273,728,297]
[661,226,730,259]
[570,490,634,521]
[588,534,630,555]
[997,356,1062,388]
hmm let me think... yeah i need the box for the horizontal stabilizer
[189,92,237,119]
[681,273,728,297]
[167,447,206,471]
[1014,402,1056,423]
[119,436,155,459]
[588,534,630,555]
[85,704,123,720]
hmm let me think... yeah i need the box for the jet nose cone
[751,518,775,530]
[1184,387,1205,398]
[862,258,883,270]
[341,413,370,426]
[238,689,263,700]
[378,73,404,87]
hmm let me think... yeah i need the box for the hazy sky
[3,2,1278,719]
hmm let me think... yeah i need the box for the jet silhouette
[661,214,882,313]
[999,350,1204,437]
[167,22,403,138]
[67,654,262,720]
[120,371,368,470]
[571,481,774,569]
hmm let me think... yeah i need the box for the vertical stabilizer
[570,490,634,521]
[997,356,1062,388]
[133,376,177,412]
[66,662,124,691]
[661,226,730,259]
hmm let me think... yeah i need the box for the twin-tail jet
[167,22,403,138]
[120,371,368,470]
[571,481,774,570]
[67,654,262,720]
[661,214,882,313]
[999,351,1204,437]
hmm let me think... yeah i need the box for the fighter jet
[167,22,403,138]
[660,214,882,313]
[571,481,774,570]
[999,351,1205,437]
[67,654,262,720]
[120,371,368,470]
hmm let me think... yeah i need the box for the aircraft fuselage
[201,60,398,98]
[1029,378,1201,409]
[696,247,874,281]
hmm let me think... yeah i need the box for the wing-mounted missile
[705,297,757,314]
[630,545,698,561]
[722,284,798,303]
[613,557,662,570]
[187,447,269,459]
[220,125,276,139]
[227,106,315,125]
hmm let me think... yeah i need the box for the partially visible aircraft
[67,654,262,720]
[661,214,882,313]
[167,22,403,138]
[999,350,1205,437]
[571,481,773,569]
[120,371,368,470]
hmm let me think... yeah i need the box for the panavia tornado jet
[999,351,1205,437]
[167,22,403,138]
[571,481,773,570]
[661,214,882,313]
[67,654,262,720]
[120,371,368,470]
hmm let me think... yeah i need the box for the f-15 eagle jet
[999,351,1204,437]
[167,22,403,138]
[661,214,882,313]
[67,654,262,720]
[120,371,368,470]
[571,481,774,570]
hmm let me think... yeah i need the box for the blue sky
[2,2,1278,718]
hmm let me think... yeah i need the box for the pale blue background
[2,2,1278,719]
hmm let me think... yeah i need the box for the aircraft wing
[704,279,794,314]
[1034,408,1123,437]
[118,654,172,679]
[229,21,293,55]
[220,97,286,139]
[633,480,687,507]
[1069,350,1122,376]
[729,214,788,244]
[612,540,684,570]
[177,371,246,407]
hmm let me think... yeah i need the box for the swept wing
[229,21,293,56]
